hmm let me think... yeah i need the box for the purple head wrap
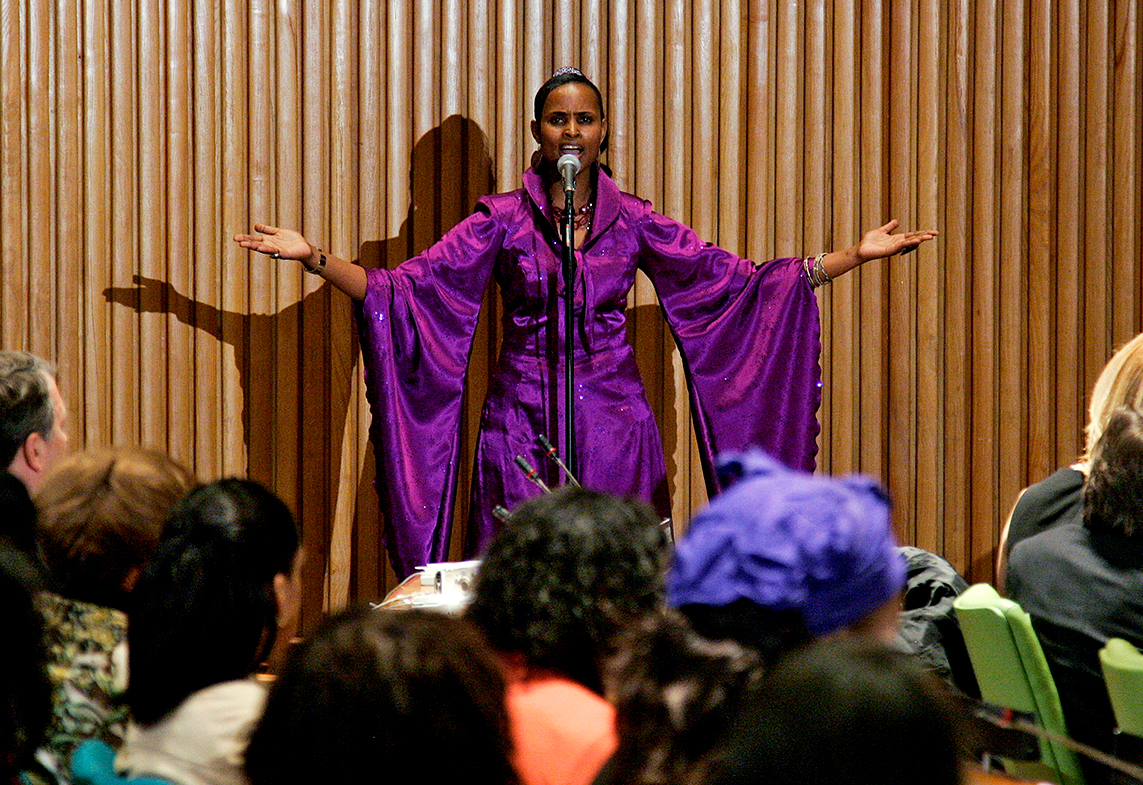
[667,449,906,637]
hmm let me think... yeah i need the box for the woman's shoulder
[1018,466,1085,508]
[1007,466,1085,555]
[476,185,541,219]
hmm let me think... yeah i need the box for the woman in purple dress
[236,68,937,578]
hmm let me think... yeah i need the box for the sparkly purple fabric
[666,450,906,637]
[356,168,821,578]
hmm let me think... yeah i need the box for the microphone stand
[561,179,578,480]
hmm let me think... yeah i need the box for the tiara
[551,66,585,79]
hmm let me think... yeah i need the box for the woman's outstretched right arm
[234,223,368,302]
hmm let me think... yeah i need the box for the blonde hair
[35,447,196,609]
[1085,333,1143,462]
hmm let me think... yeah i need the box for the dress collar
[522,165,621,243]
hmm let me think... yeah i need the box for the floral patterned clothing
[33,592,129,785]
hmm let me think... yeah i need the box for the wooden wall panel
[4,0,1143,627]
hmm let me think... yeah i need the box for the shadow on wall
[103,115,497,627]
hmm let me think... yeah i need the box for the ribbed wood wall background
[2,0,1140,626]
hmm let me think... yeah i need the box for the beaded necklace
[551,199,595,231]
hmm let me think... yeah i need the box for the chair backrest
[71,740,172,785]
[1100,638,1143,738]
[953,583,1086,785]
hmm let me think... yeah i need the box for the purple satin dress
[357,168,821,578]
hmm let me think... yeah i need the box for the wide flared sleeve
[355,199,505,578]
[636,203,821,492]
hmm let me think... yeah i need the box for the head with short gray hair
[0,352,58,470]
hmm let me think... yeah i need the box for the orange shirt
[504,669,617,785]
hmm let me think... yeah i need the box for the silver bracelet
[805,252,831,288]
[303,247,327,275]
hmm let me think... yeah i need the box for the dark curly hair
[605,610,760,785]
[246,608,517,785]
[704,639,965,785]
[466,487,668,694]
[676,599,812,667]
[1084,405,1143,538]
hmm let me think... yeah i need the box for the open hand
[233,224,313,262]
[856,220,939,264]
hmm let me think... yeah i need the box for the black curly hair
[605,610,760,785]
[246,608,517,785]
[466,486,668,694]
[706,639,965,785]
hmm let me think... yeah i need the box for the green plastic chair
[952,583,1086,785]
[1100,638,1143,739]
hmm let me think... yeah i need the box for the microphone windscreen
[557,153,581,174]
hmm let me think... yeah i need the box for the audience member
[115,479,302,785]
[703,638,965,785]
[1007,405,1143,784]
[0,544,51,785]
[466,486,668,785]
[601,610,759,785]
[998,332,1143,581]
[245,607,517,785]
[667,449,906,665]
[0,351,69,494]
[32,448,195,784]
[0,471,40,562]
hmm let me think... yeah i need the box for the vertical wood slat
[0,0,23,349]
[827,0,858,476]
[942,0,972,571]
[273,0,302,520]
[54,0,83,448]
[887,0,915,544]
[914,0,941,551]
[138,0,166,450]
[243,0,274,499]
[326,0,359,612]
[997,0,1026,565]
[1085,3,1111,415]
[1112,3,1140,342]
[27,0,51,355]
[110,0,138,448]
[969,0,998,580]
[220,0,247,477]
[7,0,1143,625]
[1027,0,1054,487]
[81,0,109,450]
[1052,0,1081,472]
[166,0,194,469]
[192,0,222,479]
[859,0,886,483]
[300,0,330,624]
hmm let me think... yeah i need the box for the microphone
[513,455,551,493]
[536,434,581,487]
[558,153,580,196]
